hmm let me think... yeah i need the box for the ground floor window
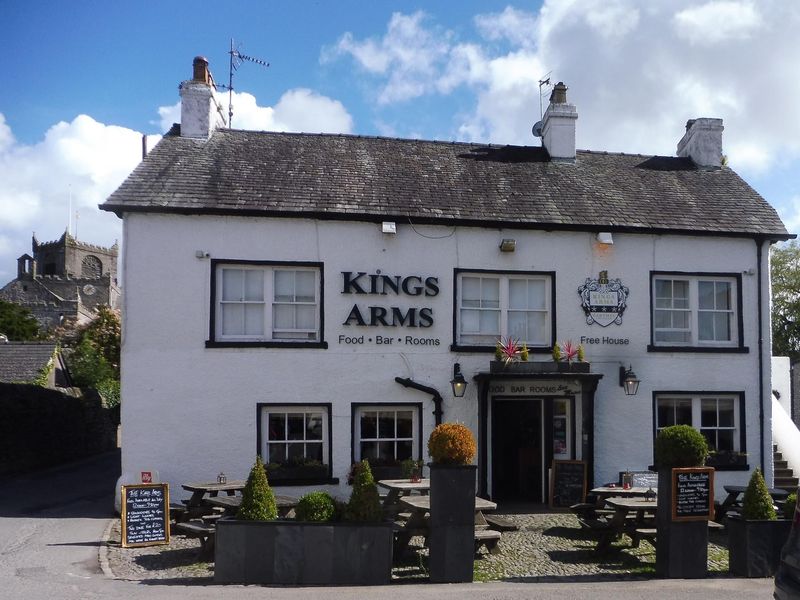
[257,403,332,483]
[351,404,422,473]
[654,393,746,469]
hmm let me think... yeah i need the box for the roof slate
[0,342,56,383]
[101,127,789,238]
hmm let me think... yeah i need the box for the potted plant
[653,425,710,578]
[401,458,424,482]
[215,457,393,585]
[490,337,590,373]
[728,468,792,577]
[427,422,478,583]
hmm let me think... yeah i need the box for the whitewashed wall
[121,213,771,500]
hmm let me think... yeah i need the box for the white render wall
[121,213,772,500]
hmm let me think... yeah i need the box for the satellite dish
[532,121,543,138]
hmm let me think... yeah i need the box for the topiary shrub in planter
[216,457,392,585]
[344,460,383,522]
[295,491,336,522]
[654,425,710,579]
[784,492,798,520]
[729,468,791,577]
[427,422,478,583]
[237,455,278,520]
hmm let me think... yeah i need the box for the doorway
[491,398,544,502]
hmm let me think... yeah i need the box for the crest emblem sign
[577,271,629,327]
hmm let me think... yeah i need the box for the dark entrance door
[491,398,544,502]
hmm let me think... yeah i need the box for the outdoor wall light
[382,221,397,234]
[619,365,640,396]
[596,232,614,245]
[450,363,468,398]
[499,238,516,252]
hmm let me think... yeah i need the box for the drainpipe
[756,237,765,475]
[394,377,443,425]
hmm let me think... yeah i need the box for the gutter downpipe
[394,377,443,426]
[757,237,765,475]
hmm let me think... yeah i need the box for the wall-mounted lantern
[619,365,640,396]
[450,363,468,398]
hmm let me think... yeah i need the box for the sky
[1,0,799,285]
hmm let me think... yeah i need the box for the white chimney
[541,82,578,161]
[179,56,225,138]
[677,118,724,168]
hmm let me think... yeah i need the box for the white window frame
[456,271,552,347]
[652,274,738,347]
[552,398,571,460]
[655,394,741,453]
[353,405,420,463]
[260,405,330,467]
[213,262,321,344]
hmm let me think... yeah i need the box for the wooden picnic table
[587,496,658,553]
[590,486,652,503]
[395,495,501,554]
[179,480,246,520]
[205,494,299,518]
[718,484,789,518]
[376,478,430,516]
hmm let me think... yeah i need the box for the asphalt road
[0,452,778,599]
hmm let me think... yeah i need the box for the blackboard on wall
[549,460,587,508]
[121,483,170,547]
[618,471,658,489]
[671,467,714,522]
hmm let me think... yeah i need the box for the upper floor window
[651,273,741,349]
[455,270,553,349]
[209,260,324,347]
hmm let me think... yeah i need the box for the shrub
[400,458,422,478]
[344,460,383,522]
[236,456,277,521]
[295,491,337,522]
[551,343,562,362]
[741,468,777,520]
[784,492,797,520]
[428,422,477,465]
[653,425,709,468]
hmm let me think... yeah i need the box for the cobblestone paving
[104,511,731,584]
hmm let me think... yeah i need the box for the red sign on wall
[140,471,153,483]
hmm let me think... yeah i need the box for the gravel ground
[103,509,731,584]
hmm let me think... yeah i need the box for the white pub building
[102,58,792,503]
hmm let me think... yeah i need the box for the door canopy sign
[577,271,629,327]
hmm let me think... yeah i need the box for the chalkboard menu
[622,471,658,489]
[121,483,170,547]
[671,467,714,522]
[549,460,587,508]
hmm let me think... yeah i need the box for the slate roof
[0,342,56,383]
[101,127,790,239]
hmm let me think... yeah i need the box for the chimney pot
[549,82,568,104]
[192,56,210,84]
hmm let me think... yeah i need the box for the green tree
[237,456,277,521]
[0,300,40,340]
[67,306,121,408]
[771,242,800,362]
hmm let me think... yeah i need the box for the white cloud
[674,1,763,45]
[157,89,353,134]
[0,114,143,284]
[778,195,800,237]
[327,0,800,179]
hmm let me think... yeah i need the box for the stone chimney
[677,118,724,168]
[179,56,225,138]
[541,82,578,161]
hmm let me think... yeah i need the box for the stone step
[775,468,794,478]
[775,459,788,470]
[775,452,784,462]
[774,477,799,491]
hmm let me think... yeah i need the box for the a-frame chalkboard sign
[121,483,170,548]
[549,460,587,508]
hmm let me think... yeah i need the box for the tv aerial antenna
[532,72,552,142]
[215,38,270,129]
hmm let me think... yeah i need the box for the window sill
[206,340,328,349]
[450,344,552,354]
[707,464,749,472]
[269,477,340,486]
[647,345,748,354]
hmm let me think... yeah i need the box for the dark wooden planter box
[655,467,708,578]
[489,360,590,374]
[368,465,403,481]
[429,463,477,583]
[214,518,393,585]
[728,515,792,577]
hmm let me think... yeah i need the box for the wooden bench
[633,520,725,547]
[174,521,216,560]
[474,528,502,554]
